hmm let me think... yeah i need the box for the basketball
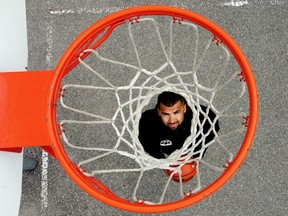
[164,162,197,183]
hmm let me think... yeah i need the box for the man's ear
[183,104,187,113]
[157,107,161,116]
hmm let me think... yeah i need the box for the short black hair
[156,91,187,108]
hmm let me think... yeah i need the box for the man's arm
[138,112,166,159]
[193,105,220,158]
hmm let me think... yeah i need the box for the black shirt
[138,105,219,159]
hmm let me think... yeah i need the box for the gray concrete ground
[20,0,287,215]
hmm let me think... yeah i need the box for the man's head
[156,92,187,130]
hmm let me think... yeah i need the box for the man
[138,91,220,159]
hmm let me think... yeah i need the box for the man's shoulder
[141,108,158,118]
[139,108,161,134]
[183,105,193,122]
[139,108,161,126]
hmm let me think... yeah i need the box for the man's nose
[168,115,176,123]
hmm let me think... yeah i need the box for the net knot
[242,116,250,127]
[129,16,140,24]
[135,198,145,204]
[238,72,246,82]
[58,87,65,98]
[223,161,232,169]
[184,190,194,198]
[212,35,222,45]
[57,123,65,135]
[173,17,184,24]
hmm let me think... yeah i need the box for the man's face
[157,101,187,130]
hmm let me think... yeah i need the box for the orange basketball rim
[0,5,258,213]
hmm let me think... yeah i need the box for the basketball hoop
[0,6,258,213]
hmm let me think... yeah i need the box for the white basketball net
[58,16,248,204]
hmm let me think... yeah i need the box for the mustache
[168,122,178,125]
